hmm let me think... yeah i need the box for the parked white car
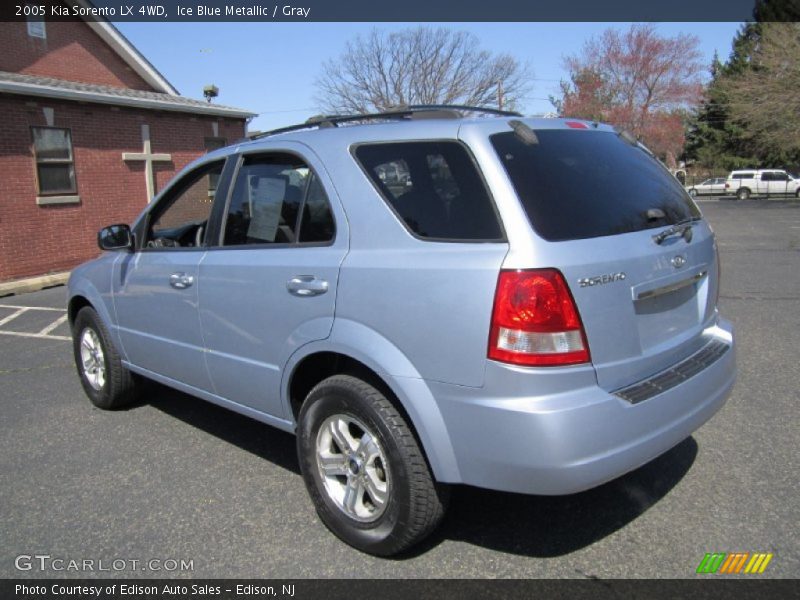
[724,169,800,200]
[686,177,727,197]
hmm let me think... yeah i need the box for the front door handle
[287,275,328,297]
[169,272,194,289]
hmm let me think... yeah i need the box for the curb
[0,272,70,297]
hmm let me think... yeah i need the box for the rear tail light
[488,269,590,366]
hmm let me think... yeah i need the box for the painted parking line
[0,304,70,341]
[0,307,29,327]
[0,330,71,341]
[38,314,69,336]
[0,304,66,311]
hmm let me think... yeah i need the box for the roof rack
[403,104,522,117]
[248,104,522,140]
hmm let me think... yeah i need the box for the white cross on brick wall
[122,124,172,202]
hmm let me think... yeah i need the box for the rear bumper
[428,319,735,495]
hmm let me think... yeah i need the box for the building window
[31,127,77,195]
[26,14,46,39]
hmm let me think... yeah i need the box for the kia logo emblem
[671,255,687,268]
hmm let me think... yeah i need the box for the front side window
[31,127,76,195]
[354,141,503,241]
[146,160,224,248]
[222,154,335,246]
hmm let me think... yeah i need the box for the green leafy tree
[684,0,800,171]
[753,0,800,22]
[719,23,800,165]
[684,52,755,170]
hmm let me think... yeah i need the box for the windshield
[491,130,701,242]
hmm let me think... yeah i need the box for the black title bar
[4,579,800,600]
[0,0,769,22]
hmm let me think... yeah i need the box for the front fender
[282,318,462,483]
[67,256,124,358]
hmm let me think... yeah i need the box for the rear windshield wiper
[652,218,699,245]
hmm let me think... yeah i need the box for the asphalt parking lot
[1,199,798,579]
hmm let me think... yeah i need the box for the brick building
[0,3,254,283]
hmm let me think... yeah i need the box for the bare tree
[554,24,703,159]
[718,22,800,155]
[315,27,529,114]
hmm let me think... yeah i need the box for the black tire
[297,374,447,556]
[688,188,697,197]
[737,187,751,201]
[795,188,800,198]
[72,306,137,409]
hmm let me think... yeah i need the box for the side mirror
[97,224,133,251]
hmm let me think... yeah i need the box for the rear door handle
[287,275,328,297]
[169,272,195,289]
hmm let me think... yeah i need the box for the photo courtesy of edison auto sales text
[15,584,296,597]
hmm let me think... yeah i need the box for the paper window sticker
[247,176,286,242]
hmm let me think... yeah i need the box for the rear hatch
[491,125,720,390]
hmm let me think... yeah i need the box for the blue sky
[116,22,744,132]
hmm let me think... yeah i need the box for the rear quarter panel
[311,133,508,388]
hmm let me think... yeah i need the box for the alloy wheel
[79,328,106,391]
[315,415,390,522]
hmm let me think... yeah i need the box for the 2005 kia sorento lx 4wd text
[68,106,736,556]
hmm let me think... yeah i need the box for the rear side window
[491,130,700,242]
[354,141,503,241]
[732,172,755,179]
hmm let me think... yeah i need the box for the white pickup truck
[725,169,800,200]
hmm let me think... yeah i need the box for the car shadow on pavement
[141,383,301,476]
[140,382,697,559]
[415,436,698,558]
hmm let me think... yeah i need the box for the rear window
[491,130,700,242]
[354,141,503,241]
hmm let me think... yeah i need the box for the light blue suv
[68,106,736,555]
